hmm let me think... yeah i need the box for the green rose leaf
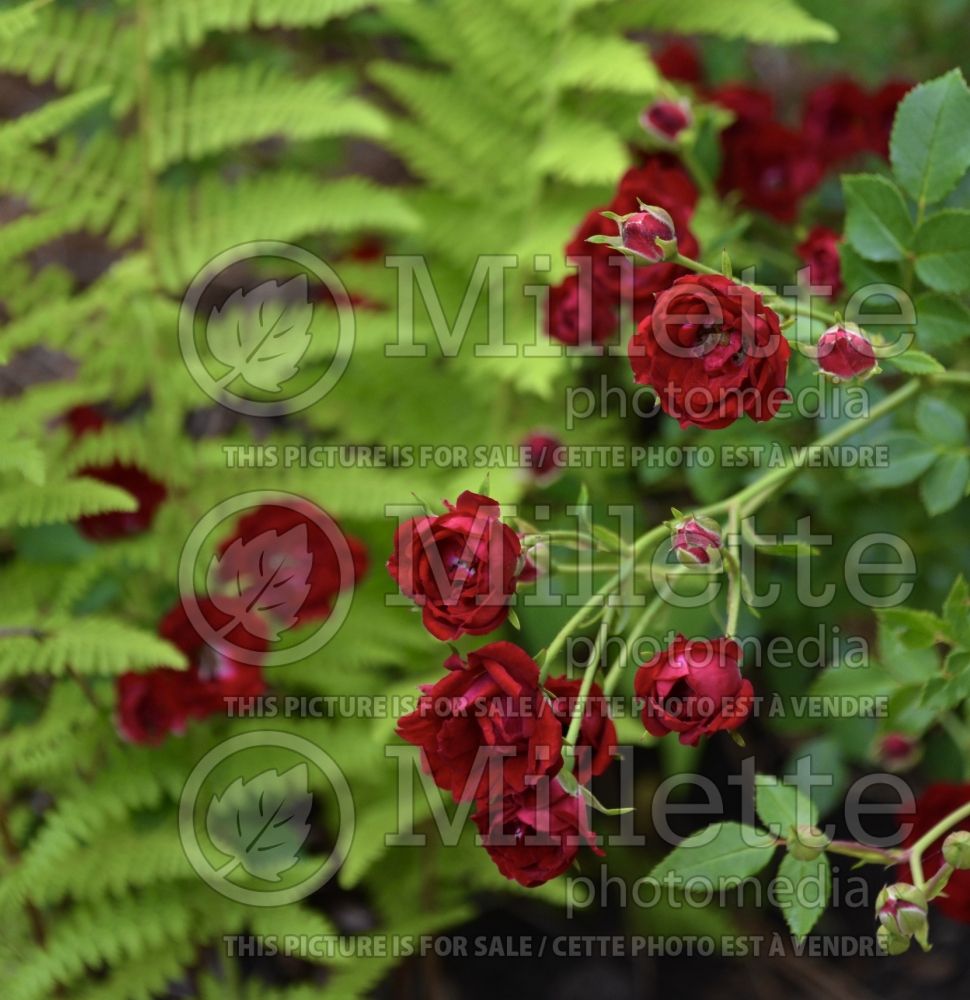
[915,396,968,446]
[647,822,776,890]
[920,451,970,516]
[754,773,818,834]
[914,209,970,292]
[886,349,946,375]
[843,174,913,261]
[776,852,831,939]
[891,69,970,208]
[916,292,970,351]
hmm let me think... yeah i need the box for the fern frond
[0,7,135,112]
[0,0,54,41]
[0,618,186,679]
[155,175,420,290]
[0,478,138,530]
[532,112,629,185]
[0,85,110,152]
[148,66,388,170]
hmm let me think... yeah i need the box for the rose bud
[672,515,722,565]
[816,324,877,380]
[943,831,970,870]
[589,204,677,263]
[640,98,693,143]
[875,732,921,773]
[877,924,912,956]
[787,825,830,862]
[522,431,564,486]
[876,884,930,949]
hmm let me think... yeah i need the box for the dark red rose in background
[710,84,776,127]
[718,120,822,222]
[215,501,368,633]
[76,464,168,541]
[545,675,617,778]
[816,324,877,379]
[898,783,970,924]
[65,406,168,542]
[474,778,603,887]
[634,634,753,746]
[797,226,843,299]
[546,269,618,346]
[116,598,266,746]
[388,491,529,641]
[629,273,791,430]
[396,642,563,802]
[869,80,913,157]
[653,40,704,86]
[522,431,564,484]
[802,78,872,167]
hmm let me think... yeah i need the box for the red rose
[718,120,822,222]
[816,324,877,380]
[796,226,843,299]
[634,634,753,745]
[546,268,618,346]
[628,273,791,430]
[545,675,617,778]
[802,78,872,167]
[653,40,704,86]
[869,80,913,157]
[64,406,168,541]
[388,491,529,641]
[215,501,368,632]
[116,598,266,745]
[396,642,563,802]
[473,778,603,887]
[710,84,775,127]
[898,783,970,924]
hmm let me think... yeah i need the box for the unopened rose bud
[672,515,722,565]
[787,825,830,861]
[590,205,678,263]
[522,431,564,486]
[816,324,877,380]
[876,884,929,945]
[640,98,693,143]
[877,923,912,956]
[943,830,970,870]
[875,732,921,772]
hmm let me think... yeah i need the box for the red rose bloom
[64,406,168,542]
[796,226,843,299]
[718,120,822,222]
[629,273,791,430]
[396,642,563,802]
[634,635,753,746]
[653,40,704,86]
[116,598,266,746]
[215,501,368,633]
[802,78,872,167]
[710,84,775,127]
[545,675,617,778]
[869,80,913,157]
[898,783,970,924]
[388,491,529,641]
[546,269,618,346]
[474,778,603,887]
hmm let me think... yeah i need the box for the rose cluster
[115,500,367,744]
[390,494,754,886]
